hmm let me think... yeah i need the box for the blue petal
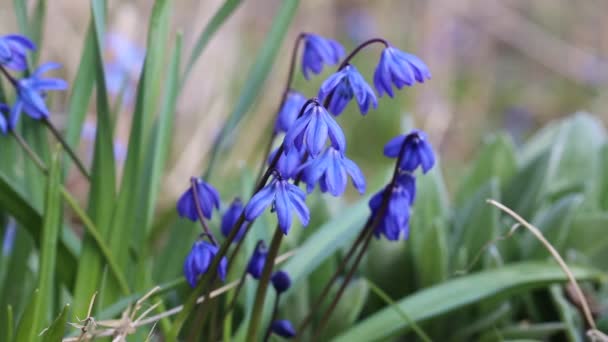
[283,113,310,153]
[31,78,68,91]
[0,113,6,135]
[218,256,228,282]
[419,141,436,173]
[33,62,62,77]
[8,100,23,129]
[323,113,346,153]
[383,135,405,158]
[275,181,293,234]
[306,109,328,157]
[325,153,347,196]
[287,184,310,226]
[343,157,366,194]
[244,181,277,221]
[5,34,36,50]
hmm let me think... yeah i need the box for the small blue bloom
[275,90,307,133]
[374,46,430,97]
[177,177,221,221]
[247,241,268,279]
[271,320,296,338]
[369,173,416,241]
[268,146,304,180]
[0,34,35,71]
[2,219,16,256]
[284,102,346,157]
[300,147,366,196]
[183,240,228,287]
[384,130,435,173]
[271,270,292,294]
[318,65,377,115]
[0,103,9,135]
[244,178,310,235]
[221,198,246,242]
[9,62,68,129]
[302,34,345,79]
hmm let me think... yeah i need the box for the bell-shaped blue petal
[271,320,296,338]
[221,198,246,242]
[8,62,68,130]
[177,178,221,221]
[271,270,292,294]
[275,90,307,133]
[0,34,35,71]
[268,146,305,180]
[374,46,430,97]
[183,240,228,287]
[319,65,377,116]
[300,147,366,196]
[383,130,435,173]
[369,174,416,241]
[283,102,346,157]
[247,241,268,279]
[301,34,345,79]
[0,104,9,135]
[244,178,310,235]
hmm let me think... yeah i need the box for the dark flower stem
[0,66,18,87]
[337,38,389,71]
[263,293,282,342]
[11,130,48,173]
[42,119,91,181]
[190,177,219,246]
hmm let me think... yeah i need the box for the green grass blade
[41,303,70,342]
[203,0,300,179]
[13,289,39,342]
[181,0,243,84]
[333,262,601,342]
[6,305,13,342]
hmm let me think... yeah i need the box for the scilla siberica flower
[0,104,9,135]
[247,241,268,279]
[318,64,377,115]
[268,146,305,180]
[8,62,68,129]
[271,320,296,338]
[301,34,345,79]
[300,147,366,196]
[283,101,345,157]
[369,173,416,241]
[275,90,306,133]
[221,198,246,242]
[384,130,435,173]
[374,46,431,97]
[184,240,228,287]
[244,177,309,235]
[177,177,221,221]
[271,270,292,294]
[0,34,35,71]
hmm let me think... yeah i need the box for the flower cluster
[370,130,435,240]
[0,34,67,133]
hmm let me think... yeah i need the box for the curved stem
[43,119,91,181]
[337,38,389,71]
[263,293,281,342]
[190,177,219,246]
[11,130,48,173]
[0,65,18,87]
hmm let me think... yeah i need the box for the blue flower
[300,147,366,196]
[221,198,246,242]
[284,101,346,157]
[244,178,310,235]
[247,241,268,279]
[271,270,292,294]
[384,130,435,173]
[374,46,430,97]
[0,103,9,135]
[302,34,345,79]
[183,240,228,287]
[268,146,304,180]
[104,32,145,104]
[271,320,296,338]
[275,90,307,133]
[0,34,35,71]
[369,173,416,241]
[318,65,377,115]
[177,177,221,221]
[8,62,68,129]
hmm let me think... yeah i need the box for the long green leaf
[333,262,600,342]
[42,304,70,342]
[13,289,39,342]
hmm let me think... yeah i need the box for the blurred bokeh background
[1,0,607,203]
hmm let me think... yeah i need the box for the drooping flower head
[247,241,268,279]
[369,173,416,241]
[374,46,430,97]
[183,240,228,287]
[271,320,296,338]
[8,62,68,129]
[301,34,345,79]
[244,177,310,235]
[300,147,366,196]
[318,64,377,116]
[271,270,292,294]
[284,101,346,158]
[268,146,305,180]
[0,103,9,135]
[384,130,435,173]
[177,177,221,221]
[0,34,35,71]
[221,198,246,242]
[275,90,307,133]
